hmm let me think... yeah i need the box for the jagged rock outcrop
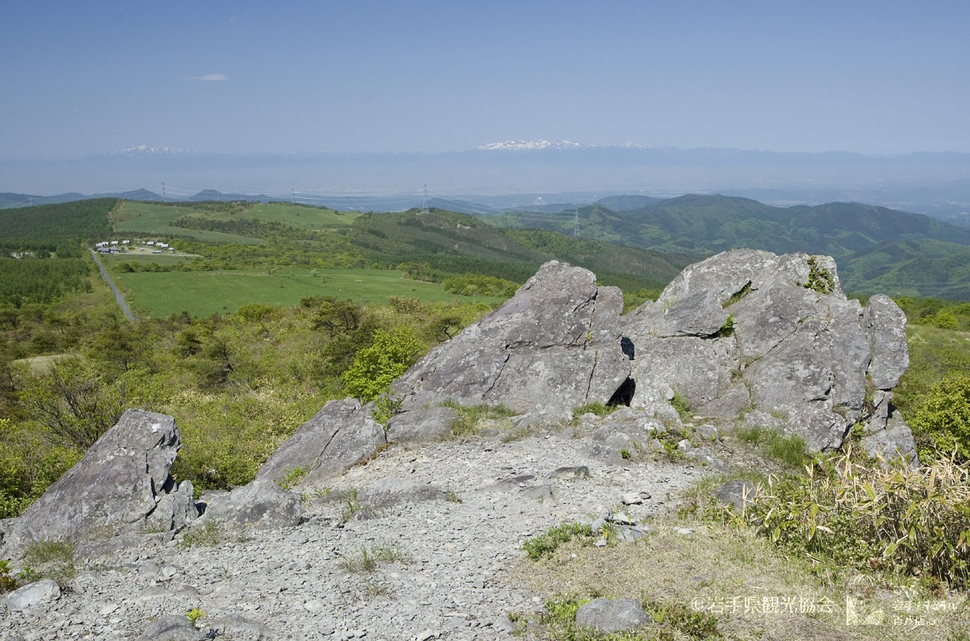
[4,409,198,554]
[393,260,630,424]
[622,249,915,460]
[256,398,386,487]
[260,261,631,487]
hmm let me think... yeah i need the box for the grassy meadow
[112,267,500,317]
[111,201,267,244]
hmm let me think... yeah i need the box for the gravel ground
[1,428,708,641]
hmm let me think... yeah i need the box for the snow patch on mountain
[113,145,197,155]
[477,140,584,151]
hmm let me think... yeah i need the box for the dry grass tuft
[511,521,969,640]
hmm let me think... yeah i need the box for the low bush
[738,447,970,589]
[908,375,970,462]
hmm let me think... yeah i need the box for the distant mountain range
[484,194,970,299]
[2,142,969,225]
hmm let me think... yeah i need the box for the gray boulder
[623,249,915,457]
[575,597,652,634]
[256,398,386,487]
[5,409,197,552]
[198,479,301,531]
[715,480,758,511]
[863,294,909,390]
[392,261,630,425]
[5,578,60,612]
[589,408,668,462]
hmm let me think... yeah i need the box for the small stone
[304,599,325,612]
[609,512,633,525]
[621,493,642,505]
[675,527,694,535]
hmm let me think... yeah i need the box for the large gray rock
[623,249,915,457]
[257,398,387,486]
[199,479,301,531]
[863,294,910,390]
[392,261,630,424]
[5,409,197,552]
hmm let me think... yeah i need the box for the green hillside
[481,194,970,299]
[0,198,117,254]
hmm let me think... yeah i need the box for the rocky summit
[0,250,916,640]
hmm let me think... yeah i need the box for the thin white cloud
[188,74,229,81]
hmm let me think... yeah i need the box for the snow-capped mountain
[477,140,585,151]
[112,145,197,155]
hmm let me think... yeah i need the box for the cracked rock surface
[393,260,630,426]
[622,249,915,458]
[4,409,197,555]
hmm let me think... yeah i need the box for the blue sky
[2,1,968,159]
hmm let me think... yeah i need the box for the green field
[112,202,267,244]
[113,267,501,317]
[229,203,358,229]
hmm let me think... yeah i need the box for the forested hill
[618,195,970,255]
[0,198,117,255]
[482,194,970,299]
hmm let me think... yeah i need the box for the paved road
[89,248,135,321]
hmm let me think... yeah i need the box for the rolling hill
[481,194,970,298]
[5,194,970,302]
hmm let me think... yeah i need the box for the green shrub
[276,466,307,490]
[342,327,424,403]
[670,392,691,420]
[930,309,960,330]
[909,375,970,462]
[235,303,276,323]
[739,447,970,589]
[801,256,834,295]
[0,559,17,593]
